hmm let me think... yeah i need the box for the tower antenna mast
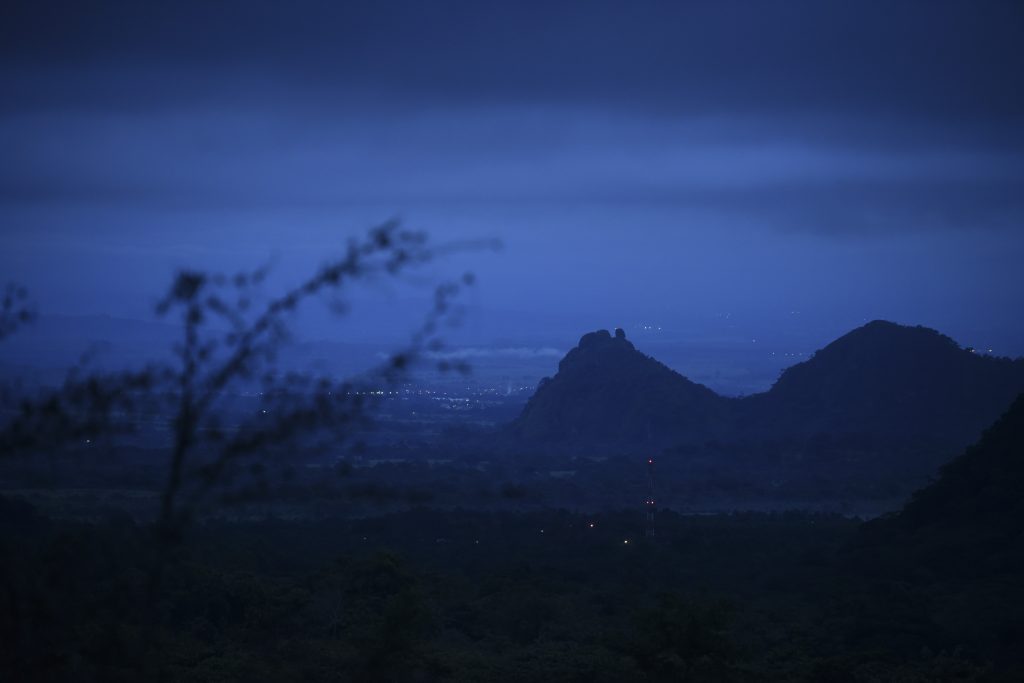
[644,457,656,538]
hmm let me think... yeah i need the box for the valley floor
[3,499,1020,682]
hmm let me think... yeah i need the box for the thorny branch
[0,222,496,542]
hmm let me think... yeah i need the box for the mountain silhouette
[510,329,729,450]
[854,394,1024,585]
[510,321,1024,455]
[740,320,1024,443]
[878,392,1024,535]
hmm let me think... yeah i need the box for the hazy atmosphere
[3,2,1024,681]
[3,1,1023,361]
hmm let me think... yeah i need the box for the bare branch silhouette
[0,222,493,542]
[0,283,34,342]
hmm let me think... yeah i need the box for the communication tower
[644,457,656,537]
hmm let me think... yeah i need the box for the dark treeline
[5,390,1024,681]
[3,397,1024,680]
[3,234,1024,681]
[3,498,1022,682]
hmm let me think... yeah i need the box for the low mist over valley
[3,1,1024,680]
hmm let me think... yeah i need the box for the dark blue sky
[2,0,1023,356]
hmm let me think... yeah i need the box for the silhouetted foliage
[0,222,485,541]
[5,501,1017,681]
[3,273,1024,681]
[0,282,34,341]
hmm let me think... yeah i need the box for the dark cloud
[1,103,1020,237]
[1,0,1022,348]
[3,1,1023,126]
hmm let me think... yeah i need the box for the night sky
[2,1,1023,356]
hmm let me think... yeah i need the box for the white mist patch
[422,347,564,361]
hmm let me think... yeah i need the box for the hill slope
[510,329,729,451]
[742,320,1024,443]
[879,393,1024,536]
[509,321,1024,458]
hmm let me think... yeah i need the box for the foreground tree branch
[0,283,34,342]
[0,222,492,542]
